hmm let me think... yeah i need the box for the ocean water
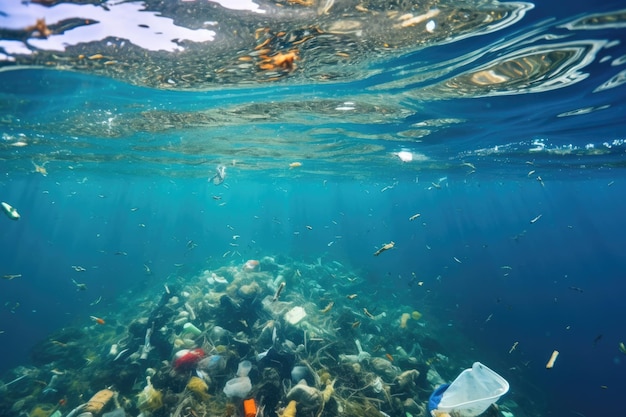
[1,0,626,416]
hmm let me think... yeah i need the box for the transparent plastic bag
[436,362,509,417]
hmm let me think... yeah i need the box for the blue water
[2,0,626,416]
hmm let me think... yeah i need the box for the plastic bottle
[183,323,202,336]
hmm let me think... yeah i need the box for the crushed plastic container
[429,362,509,417]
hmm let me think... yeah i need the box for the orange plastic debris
[243,398,257,417]
[84,389,114,413]
[271,51,298,70]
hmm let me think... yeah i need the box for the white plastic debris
[285,306,307,324]
[396,151,413,162]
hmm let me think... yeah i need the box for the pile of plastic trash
[0,255,522,417]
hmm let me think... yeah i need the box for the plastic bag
[432,362,509,417]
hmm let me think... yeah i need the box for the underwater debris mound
[0,254,533,417]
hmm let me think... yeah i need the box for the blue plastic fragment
[428,383,451,412]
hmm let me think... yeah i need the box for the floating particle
[546,350,559,369]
